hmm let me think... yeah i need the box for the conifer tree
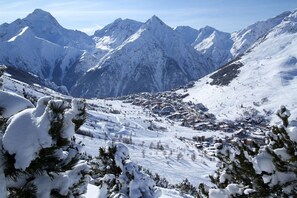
[0,65,6,89]
[175,178,198,196]
[202,106,297,197]
[90,142,160,198]
[1,97,89,197]
[0,65,6,129]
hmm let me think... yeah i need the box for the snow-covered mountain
[93,18,143,51]
[0,26,82,86]
[0,10,216,98]
[230,11,291,57]
[176,26,233,67]
[0,9,93,49]
[70,16,214,98]
[193,27,233,67]
[0,8,295,99]
[175,11,291,68]
[0,9,96,89]
[177,10,297,123]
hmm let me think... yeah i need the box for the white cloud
[78,24,103,35]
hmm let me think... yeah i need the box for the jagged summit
[143,15,170,31]
[201,25,216,32]
[94,18,142,37]
[27,8,58,20]
[93,17,142,50]
[1,9,92,48]
[23,8,63,32]
[146,15,165,25]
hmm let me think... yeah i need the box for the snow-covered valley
[1,70,221,194]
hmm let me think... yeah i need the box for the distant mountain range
[0,9,294,98]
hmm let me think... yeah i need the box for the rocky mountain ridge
[0,9,294,98]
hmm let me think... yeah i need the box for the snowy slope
[78,98,218,186]
[71,16,214,98]
[2,67,219,193]
[178,10,297,123]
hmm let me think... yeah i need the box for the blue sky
[0,0,297,34]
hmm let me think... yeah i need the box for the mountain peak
[284,9,297,22]
[198,25,217,33]
[114,18,123,23]
[94,17,142,38]
[278,10,292,18]
[174,26,199,45]
[28,9,56,20]
[32,8,51,15]
[24,9,60,27]
[203,25,216,31]
[146,15,166,26]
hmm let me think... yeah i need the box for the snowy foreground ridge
[1,61,297,197]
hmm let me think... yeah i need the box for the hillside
[178,10,297,123]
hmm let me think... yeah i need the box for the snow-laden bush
[175,178,198,196]
[236,106,268,124]
[90,142,161,198]
[202,105,297,198]
[0,65,6,89]
[0,94,89,197]
[141,168,171,189]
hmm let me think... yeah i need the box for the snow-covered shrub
[0,90,35,198]
[0,96,89,197]
[237,106,268,124]
[0,65,6,89]
[90,142,161,198]
[72,98,87,132]
[141,168,171,188]
[203,106,297,197]
[175,178,198,196]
